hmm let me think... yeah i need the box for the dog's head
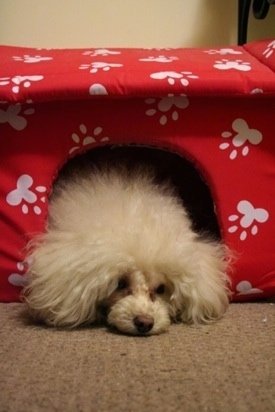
[24,227,231,335]
[98,269,172,335]
[97,238,231,335]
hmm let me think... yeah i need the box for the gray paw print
[145,94,189,125]
[13,55,53,63]
[0,100,34,130]
[219,119,262,160]
[213,59,251,71]
[150,71,198,86]
[0,75,44,94]
[70,124,109,154]
[228,200,269,241]
[79,62,123,74]
[6,174,47,215]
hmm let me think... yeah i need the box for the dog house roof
[1,39,275,104]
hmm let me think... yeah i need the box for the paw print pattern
[0,75,44,94]
[228,200,269,241]
[79,62,123,74]
[0,100,35,130]
[144,47,173,51]
[83,49,121,57]
[6,174,47,215]
[70,124,109,154]
[13,55,53,63]
[263,40,275,58]
[139,55,179,63]
[150,71,198,86]
[235,280,263,295]
[204,48,242,55]
[89,83,108,95]
[213,59,251,71]
[145,94,189,125]
[219,118,262,160]
[250,88,263,95]
[8,262,28,287]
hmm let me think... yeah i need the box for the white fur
[23,166,231,335]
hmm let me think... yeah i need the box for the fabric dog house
[1,39,275,303]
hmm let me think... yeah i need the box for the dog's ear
[169,239,231,324]
[22,232,114,328]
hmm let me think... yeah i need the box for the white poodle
[23,157,231,335]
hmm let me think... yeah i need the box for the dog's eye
[117,278,128,290]
[155,284,165,294]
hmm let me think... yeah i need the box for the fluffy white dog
[23,155,231,335]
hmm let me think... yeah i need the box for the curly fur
[23,164,231,335]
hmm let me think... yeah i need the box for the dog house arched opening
[55,144,222,240]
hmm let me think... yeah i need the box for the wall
[0,0,274,48]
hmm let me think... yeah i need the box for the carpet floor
[0,301,274,412]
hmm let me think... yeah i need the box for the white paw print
[8,262,28,287]
[145,94,189,125]
[89,83,108,95]
[150,71,198,86]
[0,100,35,130]
[70,124,109,154]
[213,59,251,71]
[228,200,269,241]
[236,280,263,295]
[13,55,53,63]
[6,174,47,215]
[82,49,121,57]
[250,88,263,95]
[263,40,275,58]
[0,75,44,94]
[139,55,179,63]
[219,118,262,160]
[79,62,123,74]
[204,48,242,55]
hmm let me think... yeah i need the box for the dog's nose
[134,315,154,334]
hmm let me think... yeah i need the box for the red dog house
[1,39,275,302]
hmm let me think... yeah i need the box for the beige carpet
[1,301,274,412]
